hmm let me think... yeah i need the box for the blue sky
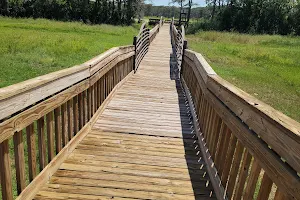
[145,0,207,7]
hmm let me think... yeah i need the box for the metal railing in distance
[170,17,187,74]
[133,17,164,73]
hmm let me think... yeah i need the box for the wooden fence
[171,23,300,200]
[0,21,161,200]
[133,17,163,72]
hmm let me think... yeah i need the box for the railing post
[133,36,137,73]
[180,40,188,76]
[183,40,188,50]
[147,28,150,46]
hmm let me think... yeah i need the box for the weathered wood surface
[181,40,300,199]
[34,25,215,200]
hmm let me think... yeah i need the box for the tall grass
[187,31,300,122]
[0,17,138,88]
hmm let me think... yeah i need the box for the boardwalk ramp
[1,19,299,200]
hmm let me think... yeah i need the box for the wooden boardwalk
[34,25,215,200]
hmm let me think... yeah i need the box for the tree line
[145,1,300,36]
[0,0,144,25]
[204,0,300,35]
[144,4,210,19]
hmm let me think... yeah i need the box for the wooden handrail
[0,45,135,200]
[133,17,163,73]
[170,22,187,74]
[180,48,300,199]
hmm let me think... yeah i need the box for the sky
[145,0,207,7]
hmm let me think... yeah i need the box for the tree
[0,0,8,15]
[170,0,193,27]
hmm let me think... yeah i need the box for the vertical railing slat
[61,103,68,146]
[78,93,83,130]
[87,88,92,121]
[54,107,62,154]
[13,130,26,194]
[257,173,273,200]
[0,139,13,200]
[46,112,55,162]
[221,134,237,185]
[67,99,73,140]
[274,189,286,200]
[83,90,87,124]
[37,116,47,170]
[233,149,252,200]
[73,96,79,134]
[226,141,244,198]
[26,123,37,181]
[243,159,261,199]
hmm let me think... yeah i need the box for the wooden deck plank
[34,24,216,200]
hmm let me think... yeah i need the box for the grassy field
[0,17,139,88]
[187,31,300,122]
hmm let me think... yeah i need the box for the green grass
[187,31,300,122]
[0,17,139,88]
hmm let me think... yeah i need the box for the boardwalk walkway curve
[34,24,215,200]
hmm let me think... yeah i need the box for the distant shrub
[186,20,219,34]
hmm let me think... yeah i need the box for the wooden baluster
[198,94,205,127]
[0,139,13,200]
[94,83,97,113]
[78,93,83,129]
[26,123,37,181]
[111,69,114,91]
[73,96,79,134]
[54,107,62,154]
[100,77,104,105]
[67,99,74,140]
[257,173,273,200]
[233,149,252,200]
[194,87,201,116]
[97,80,101,109]
[213,121,225,168]
[210,115,222,158]
[46,112,54,162]
[202,103,210,138]
[61,103,68,146]
[243,159,261,200]
[207,111,217,149]
[226,141,244,198]
[104,74,107,99]
[87,88,92,120]
[215,125,230,172]
[94,82,98,112]
[83,90,87,124]
[274,188,286,200]
[13,130,26,194]
[91,84,95,114]
[109,70,112,93]
[221,134,237,185]
[201,99,208,130]
[107,71,110,95]
[37,117,47,170]
[218,127,231,176]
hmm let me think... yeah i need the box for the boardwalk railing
[0,45,135,200]
[170,18,187,73]
[171,25,300,199]
[133,17,163,72]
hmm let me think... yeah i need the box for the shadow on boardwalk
[170,45,216,199]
